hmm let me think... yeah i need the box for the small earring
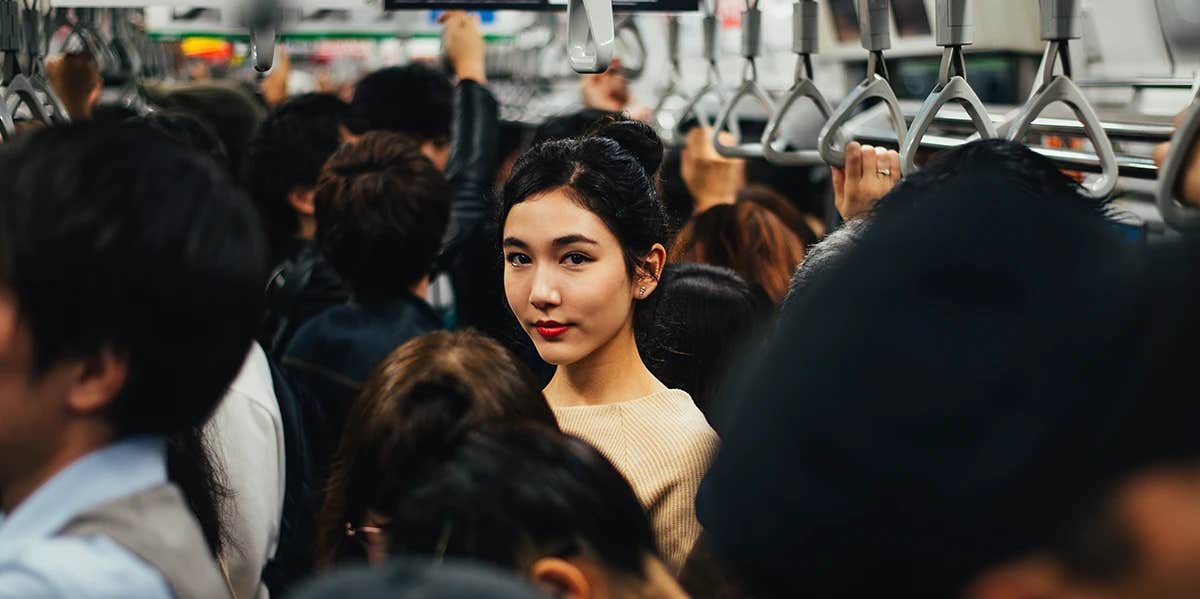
[638,287,647,297]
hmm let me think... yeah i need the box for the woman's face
[502,190,644,366]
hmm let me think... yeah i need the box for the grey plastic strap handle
[1156,83,1200,231]
[901,0,994,174]
[4,75,52,125]
[1006,42,1118,199]
[0,100,14,141]
[818,57,908,167]
[713,78,774,158]
[901,75,995,174]
[763,78,832,165]
[712,6,774,158]
[762,1,830,166]
[567,0,615,74]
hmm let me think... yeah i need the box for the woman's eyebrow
[502,237,528,249]
[552,234,599,247]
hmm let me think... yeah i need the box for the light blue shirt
[0,436,174,598]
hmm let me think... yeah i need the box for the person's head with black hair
[500,119,669,376]
[785,138,1111,307]
[636,263,771,422]
[127,110,230,169]
[699,138,1200,599]
[530,108,624,146]
[244,92,361,265]
[318,329,558,568]
[0,122,265,512]
[292,558,550,599]
[314,130,451,302]
[151,82,267,178]
[352,64,454,171]
[366,423,688,599]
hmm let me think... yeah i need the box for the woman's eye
[506,253,531,267]
[563,252,592,266]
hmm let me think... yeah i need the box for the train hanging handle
[1004,0,1118,199]
[712,0,776,159]
[900,0,996,175]
[567,0,615,74]
[1157,80,1200,231]
[818,0,908,167]
[762,0,834,167]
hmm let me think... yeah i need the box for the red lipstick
[534,320,570,339]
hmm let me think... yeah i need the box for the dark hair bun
[590,119,664,179]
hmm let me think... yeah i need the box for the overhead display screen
[383,0,698,12]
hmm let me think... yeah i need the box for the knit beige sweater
[553,389,719,573]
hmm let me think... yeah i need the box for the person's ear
[530,557,593,599]
[287,187,316,216]
[633,243,667,300]
[962,557,1085,599]
[66,348,128,415]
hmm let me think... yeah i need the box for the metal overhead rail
[761,0,831,166]
[711,0,774,158]
[1156,76,1200,231]
[817,0,907,167]
[567,0,614,73]
[900,0,995,175]
[1004,0,1118,199]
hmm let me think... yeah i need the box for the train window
[891,0,931,37]
[828,0,860,43]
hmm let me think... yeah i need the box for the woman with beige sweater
[498,118,720,573]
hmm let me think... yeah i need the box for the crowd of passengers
[4,10,1200,599]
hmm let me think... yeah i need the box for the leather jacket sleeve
[439,79,500,265]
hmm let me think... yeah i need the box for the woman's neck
[545,319,666,408]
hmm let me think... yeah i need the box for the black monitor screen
[829,0,860,43]
[384,0,697,11]
[892,0,931,36]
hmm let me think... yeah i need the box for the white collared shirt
[0,436,173,598]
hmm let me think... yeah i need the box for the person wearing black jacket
[351,11,507,339]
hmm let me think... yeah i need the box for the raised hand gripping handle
[1156,86,1200,231]
[567,0,615,74]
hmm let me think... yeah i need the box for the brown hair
[316,329,559,568]
[314,130,450,300]
[670,202,805,305]
[736,184,822,246]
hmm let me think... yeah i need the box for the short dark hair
[530,108,623,146]
[637,263,771,420]
[501,118,667,283]
[126,110,230,169]
[699,139,1153,598]
[352,65,453,142]
[293,559,549,599]
[152,82,266,177]
[374,424,660,577]
[244,93,360,262]
[0,123,266,437]
[319,329,558,567]
[314,131,451,299]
